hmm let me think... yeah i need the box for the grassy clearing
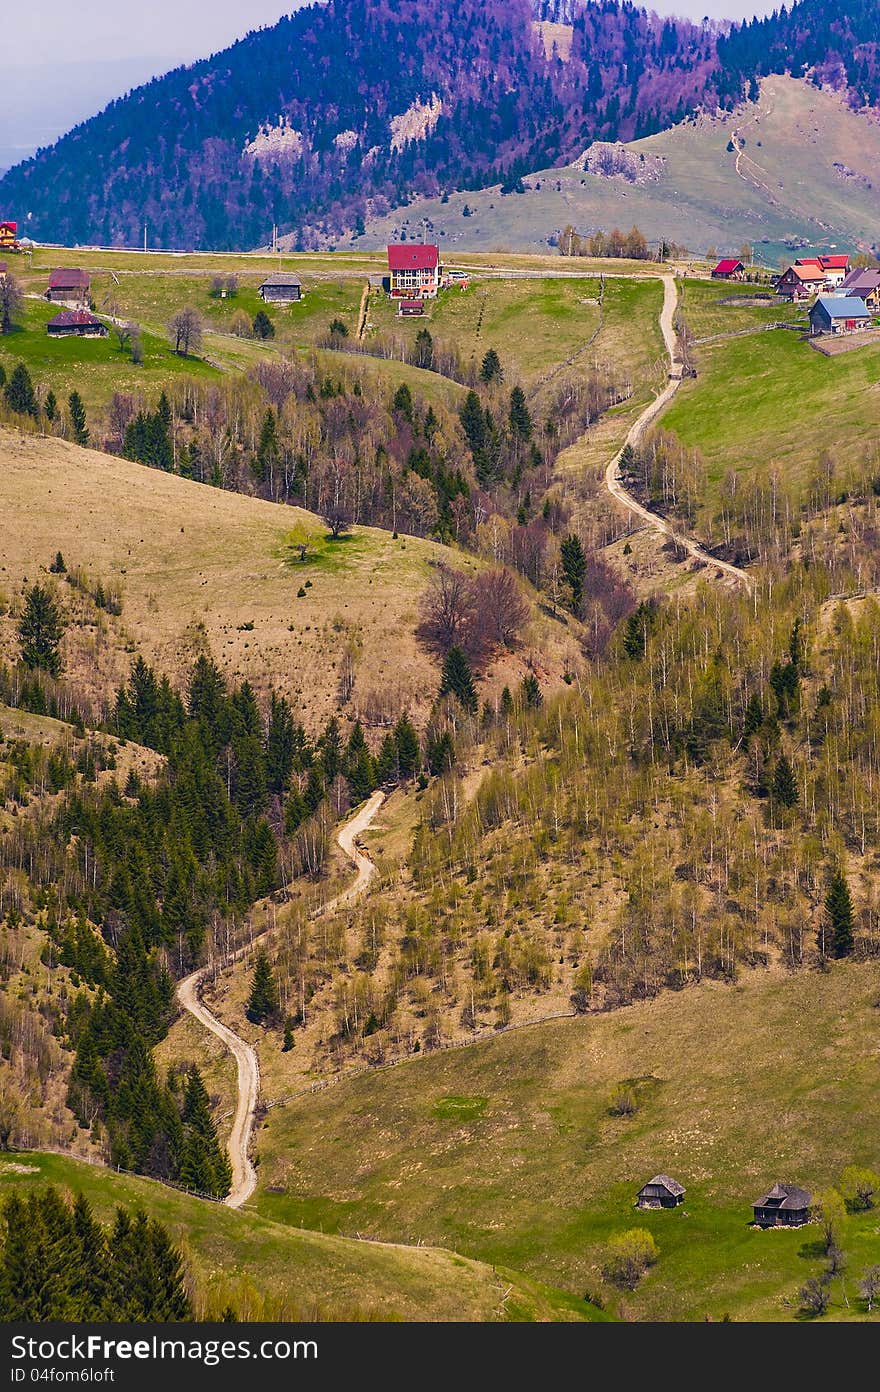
[254,960,880,1321]
[367,279,603,385]
[0,297,216,415]
[678,277,806,339]
[0,1152,597,1321]
[660,324,880,498]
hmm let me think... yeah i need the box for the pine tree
[772,753,798,809]
[45,390,58,422]
[4,362,38,418]
[283,1017,296,1051]
[265,692,295,792]
[521,673,542,707]
[252,309,275,339]
[394,712,421,777]
[823,868,854,959]
[247,949,280,1023]
[439,645,478,713]
[254,408,280,482]
[560,534,587,607]
[68,391,89,446]
[479,348,503,383]
[743,691,764,738]
[18,583,65,675]
[508,385,532,441]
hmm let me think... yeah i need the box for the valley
[2,0,880,1330]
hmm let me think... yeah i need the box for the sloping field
[357,77,880,263]
[0,431,580,724]
[0,1152,597,1321]
[254,960,880,1321]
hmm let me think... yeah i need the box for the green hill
[0,1152,599,1321]
[357,77,880,264]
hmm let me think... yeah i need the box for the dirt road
[176,791,385,1208]
[603,274,753,590]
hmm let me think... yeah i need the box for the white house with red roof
[795,254,850,289]
[387,243,440,298]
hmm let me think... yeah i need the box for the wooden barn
[809,294,871,336]
[45,268,91,308]
[46,309,108,338]
[636,1175,685,1209]
[387,243,440,299]
[259,273,302,303]
[753,1183,812,1228]
[711,258,745,281]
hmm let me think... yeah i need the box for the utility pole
[143,224,148,254]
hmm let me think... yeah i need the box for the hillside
[0,1152,597,1320]
[0,431,580,725]
[358,76,880,263]
[252,959,880,1320]
[1,0,878,252]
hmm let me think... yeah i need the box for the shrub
[602,1229,659,1290]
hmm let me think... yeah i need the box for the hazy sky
[3,0,771,66]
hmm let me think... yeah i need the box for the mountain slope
[355,76,880,261]
[0,0,721,250]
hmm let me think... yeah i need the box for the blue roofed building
[809,294,872,336]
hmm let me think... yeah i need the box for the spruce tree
[45,389,58,422]
[823,868,854,958]
[772,753,798,809]
[560,533,587,607]
[283,1017,296,1051]
[247,949,280,1023]
[18,583,65,675]
[743,691,764,738]
[394,712,421,777]
[252,309,275,339]
[68,391,89,446]
[439,645,478,713]
[265,692,295,792]
[508,385,532,440]
[479,347,503,383]
[4,362,38,418]
[254,408,279,482]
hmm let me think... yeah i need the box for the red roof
[47,309,104,328]
[48,268,90,289]
[399,298,424,309]
[0,222,17,233]
[819,255,849,270]
[387,243,439,272]
[713,259,743,274]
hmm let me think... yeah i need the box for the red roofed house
[387,244,440,299]
[45,268,91,308]
[711,258,745,281]
[796,254,850,289]
[46,309,108,338]
[776,262,825,300]
[397,298,425,316]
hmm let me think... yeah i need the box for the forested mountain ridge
[5,0,876,252]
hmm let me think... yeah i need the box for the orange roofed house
[776,262,825,300]
[387,243,440,299]
[796,254,850,289]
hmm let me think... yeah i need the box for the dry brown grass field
[0,430,582,726]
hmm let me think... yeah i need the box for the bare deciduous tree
[0,272,23,334]
[168,306,204,357]
[417,564,474,658]
[322,502,352,539]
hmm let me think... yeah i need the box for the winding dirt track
[176,790,385,1208]
[603,274,753,590]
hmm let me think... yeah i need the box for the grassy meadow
[0,1152,597,1321]
[253,960,880,1321]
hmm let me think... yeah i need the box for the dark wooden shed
[636,1175,685,1209]
[259,273,302,303]
[753,1183,812,1227]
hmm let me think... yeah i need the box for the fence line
[13,1144,222,1204]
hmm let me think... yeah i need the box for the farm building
[0,221,18,252]
[776,263,825,300]
[259,273,302,303]
[809,295,871,336]
[839,268,880,310]
[711,258,745,280]
[753,1183,812,1228]
[387,244,440,298]
[45,268,91,308]
[636,1175,685,1209]
[397,298,424,316]
[46,309,108,338]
